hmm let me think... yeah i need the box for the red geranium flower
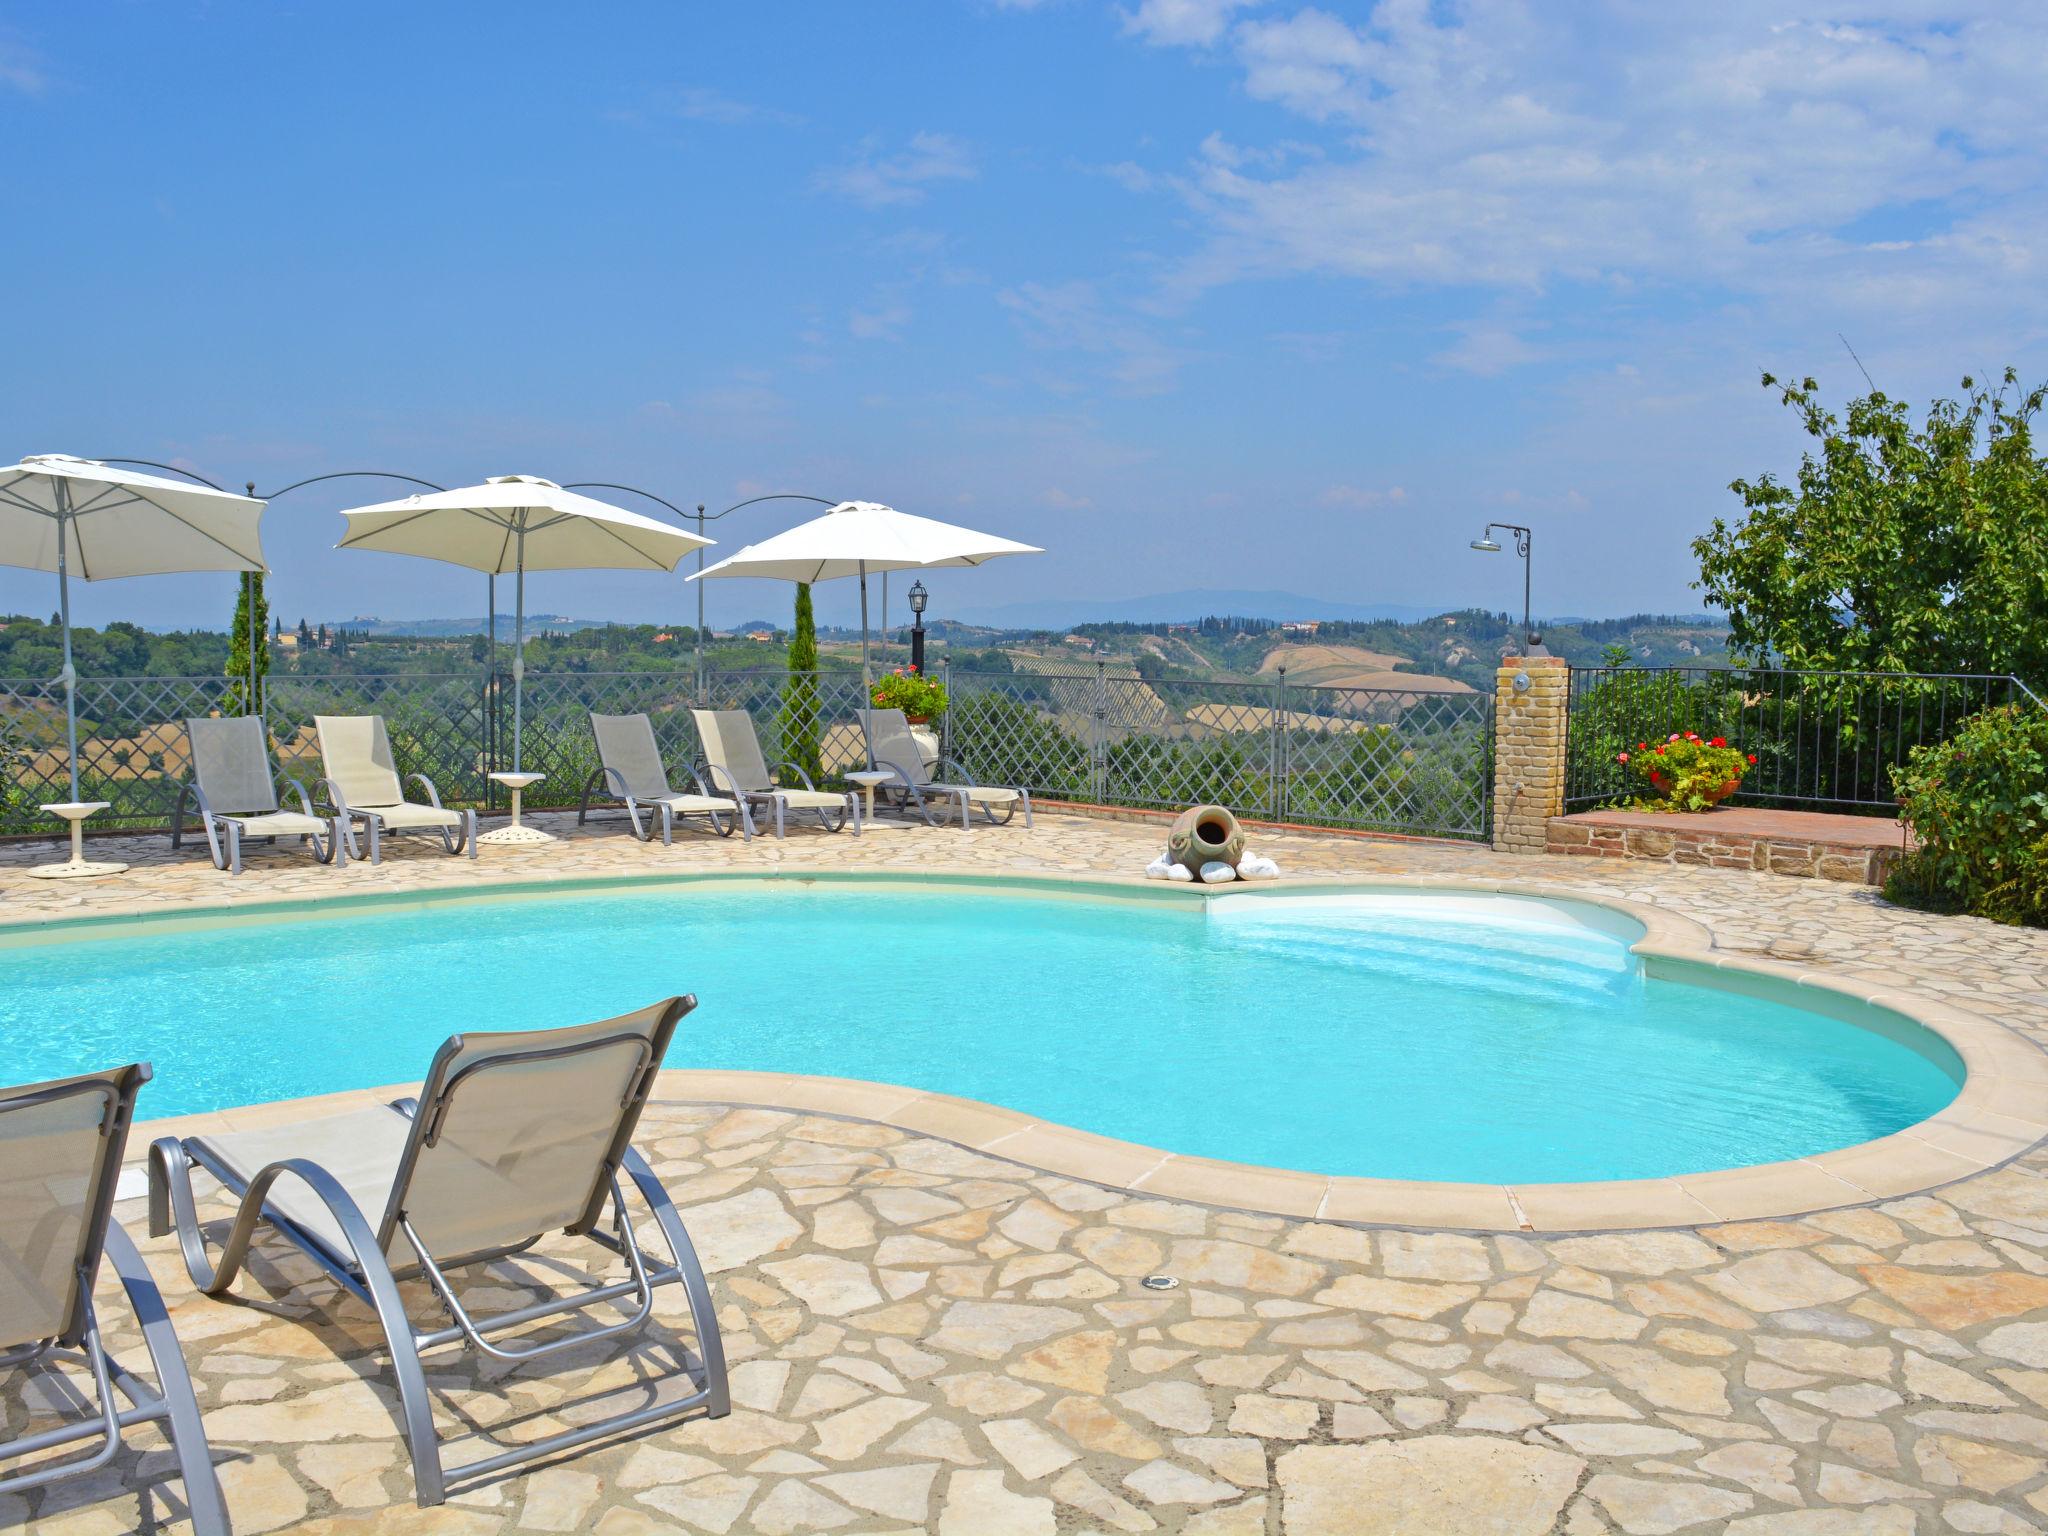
[1616,751,1630,764]
[1746,753,1757,764]
[1709,736,1726,748]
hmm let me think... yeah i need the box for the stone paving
[7,807,2048,1533]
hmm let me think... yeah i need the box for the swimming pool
[0,880,1960,1184]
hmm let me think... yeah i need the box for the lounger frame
[691,708,860,840]
[861,709,1033,834]
[145,1004,728,1506]
[577,713,752,843]
[170,715,340,875]
[322,772,476,864]
[313,715,476,864]
[0,1068,228,1533]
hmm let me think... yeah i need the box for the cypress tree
[778,582,823,782]
[225,574,270,713]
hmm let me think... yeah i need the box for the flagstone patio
[6,808,2048,1533]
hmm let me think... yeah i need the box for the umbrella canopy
[334,474,707,574]
[335,476,711,774]
[0,453,266,577]
[689,500,1040,681]
[0,454,266,807]
[691,500,1040,585]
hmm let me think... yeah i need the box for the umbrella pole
[859,560,871,691]
[476,518,553,846]
[512,539,525,773]
[54,481,80,804]
[244,572,255,716]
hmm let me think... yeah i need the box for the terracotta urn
[1167,804,1246,875]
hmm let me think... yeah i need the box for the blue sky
[2,2,2044,634]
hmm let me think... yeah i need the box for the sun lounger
[0,1065,228,1532]
[861,707,1032,831]
[690,707,859,839]
[146,999,727,1506]
[579,712,751,843]
[172,714,339,874]
[314,713,476,863]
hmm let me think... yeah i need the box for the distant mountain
[948,589,1452,631]
[329,614,610,637]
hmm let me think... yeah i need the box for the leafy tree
[224,574,269,712]
[1695,370,2048,682]
[777,583,823,782]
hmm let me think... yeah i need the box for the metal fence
[944,667,1492,838]
[1564,666,2044,813]
[1,663,1494,840]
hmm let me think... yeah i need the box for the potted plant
[871,666,948,725]
[1616,732,1757,812]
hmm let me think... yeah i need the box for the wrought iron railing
[1564,666,2045,813]
[1,664,1495,840]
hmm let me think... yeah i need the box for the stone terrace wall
[1547,816,1907,884]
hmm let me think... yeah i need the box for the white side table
[845,770,893,825]
[480,772,555,845]
[28,801,129,880]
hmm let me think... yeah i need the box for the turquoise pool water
[0,884,1958,1183]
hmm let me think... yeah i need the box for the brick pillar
[1491,655,1568,854]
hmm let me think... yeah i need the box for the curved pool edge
[73,865,2046,1234]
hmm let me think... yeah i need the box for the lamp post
[907,578,928,673]
[1469,522,1544,653]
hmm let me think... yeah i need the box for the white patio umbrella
[334,476,711,836]
[0,454,267,878]
[688,501,1041,682]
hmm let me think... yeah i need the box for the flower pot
[905,715,931,726]
[1650,775,1741,806]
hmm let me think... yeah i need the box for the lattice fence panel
[264,674,493,809]
[1280,684,1492,837]
[943,670,1095,801]
[1,675,240,832]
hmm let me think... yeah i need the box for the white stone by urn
[1144,804,1279,883]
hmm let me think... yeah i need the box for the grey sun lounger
[1,1065,229,1533]
[861,707,1032,832]
[314,713,476,863]
[691,707,860,839]
[579,712,752,843]
[172,714,340,875]
[146,999,728,1507]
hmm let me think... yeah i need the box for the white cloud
[1433,325,1541,377]
[1135,2,2048,330]
[1044,487,1094,509]
[849,299,913,341]
[997,280,1191,394]
[1123,0,1262,48]
[0,35,46,95]
[1319,484,1407,510]
[656,86,802,126]
[815,132,978,208]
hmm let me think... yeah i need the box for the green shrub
[1979,835,2048,927]
[1888,704,2048,918]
